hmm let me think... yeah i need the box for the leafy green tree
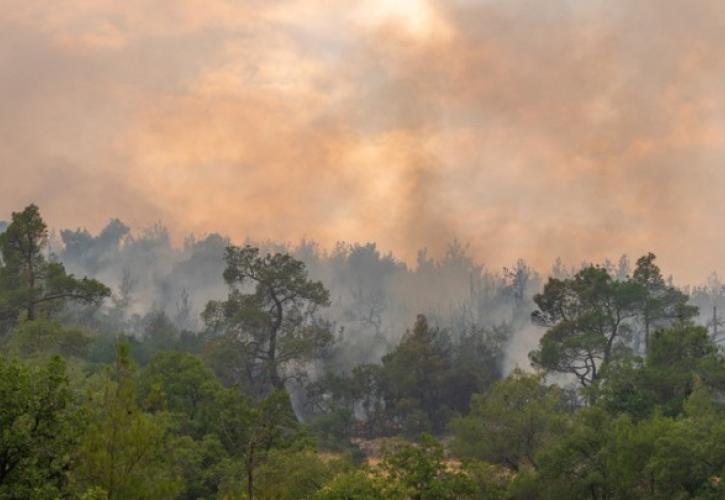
[533,407,614,499]
[0,205,109,329]
[200,332,256,391]
[314,469,383,500]
[317,435,478,500]
[645,321,724,414]
[380,315,453,436]
[71,344,182,499]
[631,253,697,352]
[0,356,79,498]
[253,448,349,500]
[137,349,258,497]
[204,245,331,395]
[244,389,308,500]
[598,321,725,418]
[446,325,506,414]
[530,265,641,392]
[307,316,505,441]
[450,369,563,472]
[533,392,725,500]
[3,319,90,359]
[304,363,386,443]
[139,351,229,438]
[378,434,478,499]
[594,352,653,420]
[169,433,244,500]
[463,461,511,500]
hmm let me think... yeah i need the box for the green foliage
[254,449,349,500]
[528,399,725,499]
[380,315,454,436]
[0,205,110,330]
[204,245,332,396]
[316,435,478,500]
[530,255,697,400]
[598,321,725,418]
[632,253,698,351]
[141,310,180,354]
[534,407,617,499]
[3,319,91,359]
[378,435,477,499]
[169,434,244,500]
[200,332,256,390]
[314,469,383,500]
[307,315,506,442]
[139,351,229,438]
[244,389,311,499]
[462,461,511,500]
[120,351,256,499]
[531,265,641,390]
[71,345,183,499]
[645,322,723,416]
[450,369,563,472]
[304,409,359,456]
[0,355,79,499]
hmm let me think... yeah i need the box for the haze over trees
[0,204,723,499]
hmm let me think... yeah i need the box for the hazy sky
[2,0,725,282]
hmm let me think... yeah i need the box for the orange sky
[2,0,725,283]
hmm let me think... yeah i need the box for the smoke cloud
[2,0,725,282]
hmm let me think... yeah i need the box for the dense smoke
[35,217,723,374]
[2,1,725,282]
[51,218,543,368]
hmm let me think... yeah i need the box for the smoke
[502,324,542,376]
[2,0,725,282]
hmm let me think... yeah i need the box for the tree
[314,469,383,500]
[503,259,538,327]
[380,315,453,436]
[243,390,307,500]
[306,315,506,441]
[71,344,182,499]
[450,370,563,472]
[253,448,348,500]
[533,407,615,499]
[377,434,478,499]
[203,245,331,395]
[140,310,179,354]
[530,266,641,392]
[0,356,79,498]
[304,362,386,442]
[317,435,477,500]
[3,319,90,359]
[599,321,725,418]
[533,395,725,499]
[168,433,244,500]
[631,253,696,352]
[0,205,109,329]
[446,325,507,414]
[138,351,229,439]
[200,333,257,392]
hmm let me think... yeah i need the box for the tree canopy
[0,205,109,331]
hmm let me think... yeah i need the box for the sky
[2,0,725,283]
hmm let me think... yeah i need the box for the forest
[1,203,724,500]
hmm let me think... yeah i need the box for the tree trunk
[268,338,283,389]
[247,440,255,500]
[268,291,284,390]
